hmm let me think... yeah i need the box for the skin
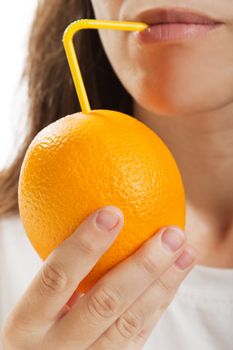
[1,0,232,348]
[91,0,233,267]
[1,207,195,349]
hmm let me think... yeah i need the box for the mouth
[133,7,224,43]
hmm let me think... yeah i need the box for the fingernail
[161,226,185,252]
[96,206,121,231]
[175,247,196,269]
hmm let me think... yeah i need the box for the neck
[133,101,233,267]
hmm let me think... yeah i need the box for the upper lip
[133,7,223,25]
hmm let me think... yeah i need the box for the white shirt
[0,215,233,350]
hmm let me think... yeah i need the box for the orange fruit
[18,109,185,293]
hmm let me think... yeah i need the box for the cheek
[91,0,122,19]
[102,25,233,117]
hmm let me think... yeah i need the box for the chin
[134,89,206,117]
[130,74,229,117]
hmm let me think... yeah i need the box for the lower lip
[137,23,221,43]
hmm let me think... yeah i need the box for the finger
[91,246,196,349]
[58,290,85,320]
[12,206,124,328]
[51,226,187,348]
[131,246,197,349]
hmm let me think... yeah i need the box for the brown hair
[0,0,132,218]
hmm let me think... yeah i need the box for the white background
[0,1,37,169]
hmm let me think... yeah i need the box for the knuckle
[40,261,68,296]
[155,278,174,310]
[131,327,150,346]
[156,277,171,293]
[75,234,101,255]
[87,286,121,319]
[116,309,143,339]
[140,249,159,275]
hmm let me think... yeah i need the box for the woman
[1,0,233,349]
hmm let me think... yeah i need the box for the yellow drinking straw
[63,19,148,114]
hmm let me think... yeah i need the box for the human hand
[1,205,196,349]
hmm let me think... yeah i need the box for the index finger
[12,206,124,328]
